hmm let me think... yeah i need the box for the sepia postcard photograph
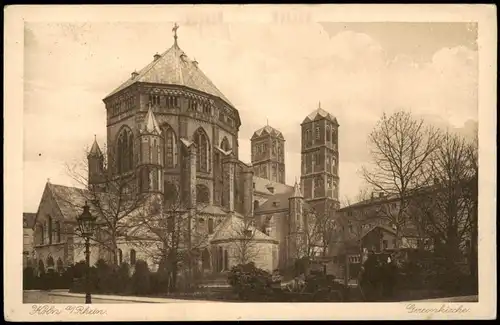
[4,4,497,321]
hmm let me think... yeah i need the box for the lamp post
[77,201,96,304]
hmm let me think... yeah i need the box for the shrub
[304,273,345,302]
[114,263,131,294]
[227,262,274,301]
[131,260,151,295]
[23,267,36,290]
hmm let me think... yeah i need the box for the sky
[23,21,478,212]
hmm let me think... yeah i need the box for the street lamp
[77,201,97,304]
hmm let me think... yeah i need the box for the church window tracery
[194,128,210,173]
[162,126,177,168]
[116,127,134,174]
[221,137,231,152]
[315,127,320,140]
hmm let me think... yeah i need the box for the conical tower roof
[104,32,234,108]
[88,136,103,158]
[291,179,303,198]
[142,105,161,134]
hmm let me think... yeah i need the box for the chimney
[153,53,161,61]
[131,71,139,79]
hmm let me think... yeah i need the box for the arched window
[162,126,177,168]
[139,167,150,192]
[220,137,231,152]
[315,127,320,140]
[223,250,229,270]
[194,128,210,172]
[164,182,178,205]
[118,249,123,265]
[38,260,45,276]
[46,256,55,270]
[55,221,61,243]
[56,258,64,273]
[208,218,214,234]
[202,249,211,270]
[197,184,210,204]
[218,247,223,272]
[40,224,44,245]
[116,127,134,174]
[48,216,52,244]
[326,125,331,142]
[128,133,134,169]
[253,200,259,212]
[130,249,136,265]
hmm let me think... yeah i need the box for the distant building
[23,213,36,268]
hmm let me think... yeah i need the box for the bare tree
[361,111,440,247]
[229,215,261,265]
[410,130,477,267]
[63,143,148,268]
[126,188,212,292]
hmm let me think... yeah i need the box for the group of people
[358,251,399,301]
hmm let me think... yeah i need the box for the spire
[172,22,179,46]
[292,179,303,198]
[88,136,103,158]
[143,105,161,134]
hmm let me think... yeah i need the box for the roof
[251,125,284,140]
[252,176,293,196]
[302,107,339,125]
[255,192,293,213]
[104,41,234,108]
[339,193,400,211]
[88,138,103,158]
[291,181,303,198]
[23,213,36,228]
[210,213,277,244]
[142,106,161,134]
[42,183,112,223]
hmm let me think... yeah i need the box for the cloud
[23,22,478,210]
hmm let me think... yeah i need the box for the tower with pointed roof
[251,124,286,184]
[87,136,106,192]
[300,102,340,217]
[136,106,164,195]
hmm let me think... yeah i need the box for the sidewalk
[48,291,228,303]
[408,295,478,302]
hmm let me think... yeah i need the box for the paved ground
[23,290,228,304]
[410,295,479,302]
[24,290,134,304]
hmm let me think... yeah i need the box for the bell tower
[300,102,340,217]
[250,124,285,184]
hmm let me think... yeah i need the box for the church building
[32,26,341,276]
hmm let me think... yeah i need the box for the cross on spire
[172,22,179,45]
